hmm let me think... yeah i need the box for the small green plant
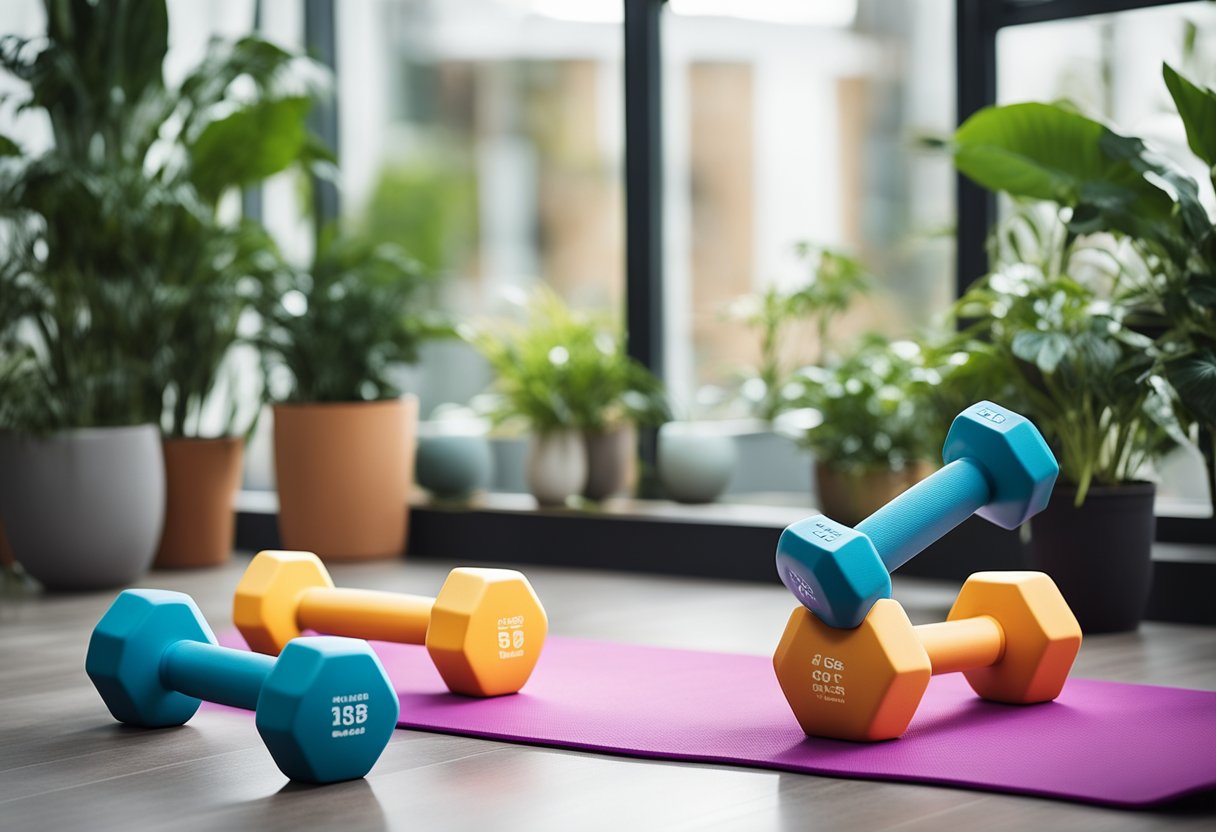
[730,244,868,420]
[782,334,952,472]
[255,233,445,403]
[467,287,668,435]
[952,62,1216,510]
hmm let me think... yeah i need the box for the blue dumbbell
[776,401,1059,628]
[86,589,399,783]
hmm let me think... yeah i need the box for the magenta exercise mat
[218,632,1216,807]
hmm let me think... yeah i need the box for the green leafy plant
[951,207,1177,506]
[467,287,669,435]
[782,334,952,472]
[0,0,325,436]
[255,233,445,403]
[952,63,1216,510]
[730,244,868,420]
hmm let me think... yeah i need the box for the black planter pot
[1027,482,1156,634]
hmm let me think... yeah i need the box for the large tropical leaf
[954,102,1175,221]
[1163,63,1216,170]
[1167,348,1216,425]
[188,96,312,204]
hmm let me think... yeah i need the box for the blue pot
[415,435,494,500]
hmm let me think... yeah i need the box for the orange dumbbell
[235,551,548,697]
[773,571,1082,741]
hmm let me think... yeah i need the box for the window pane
[998,3,1216,514]
[662,0,956,495]
[335,0,625,415]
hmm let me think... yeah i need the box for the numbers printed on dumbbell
[235,551,549,697]
[773,572,1082,741]
[775,401,1059,629]
[86,589,399,783]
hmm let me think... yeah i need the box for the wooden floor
[1,555,1213,832]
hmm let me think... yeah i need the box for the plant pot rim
[0,423,160,443]
[1053,480,1157,498]
[273,395,418,411]
[162,434,245,445]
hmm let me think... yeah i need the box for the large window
[660,1,956,416]
[335,0,626,414]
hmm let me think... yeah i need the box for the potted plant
[0,169,169,590]
[0,1,327,580]
[469,287,668,506]
[951,63,1214,631]
[256,232,443,559]
[781,334,948,524]
[729,243,868,421]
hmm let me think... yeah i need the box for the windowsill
[235,489,1214,626]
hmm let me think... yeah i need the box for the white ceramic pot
[526,430,587,507]
[0,424,165,590]
[658,423,737,504]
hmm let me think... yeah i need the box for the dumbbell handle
[298,588,434,644]
[855,458,991,573]
[914,615,1004,675]
[161,640,276,711]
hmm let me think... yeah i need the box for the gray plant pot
[0,424,165,590]
[526,431,587,507]
[658,423,737,504]
[416,434,495,500]
[582,425,637,501]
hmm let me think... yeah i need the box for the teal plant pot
[658,423,737,504]
[416,435,494,501]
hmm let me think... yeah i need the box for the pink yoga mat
[218,632,1216,807]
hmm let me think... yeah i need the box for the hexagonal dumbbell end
[775,516,892,631]
[255,637,400,784]
[234,550,334,654]
[776,402,1058,629]
[86,589,218,727]
[427,568,549,697]
[234,552,549,697]
[943,402,1058,529]
[947,571,1081,703]
[773,599,932,742]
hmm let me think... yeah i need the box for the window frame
[304,0,1212,539]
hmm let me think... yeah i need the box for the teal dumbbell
[776,401,1058,628]
[86,589,399,783]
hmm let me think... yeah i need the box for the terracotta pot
[582,424,637,501]
[1027,482,1156,634]
[0,425,165,589]
[154,437,244,569]
[526,430,587,507]
[273,397,418,561]
[814,460,934,526]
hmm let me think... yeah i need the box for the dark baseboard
[236,495,1214,626]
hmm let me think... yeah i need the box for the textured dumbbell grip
[914,616,1004,675]
[161,640,275,711]
[298,588,434,644]
[855,458,991,572]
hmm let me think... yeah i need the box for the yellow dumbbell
[235,550,548,697]
[773,571,1082,741]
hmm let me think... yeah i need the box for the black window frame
[305,0,1212,542]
